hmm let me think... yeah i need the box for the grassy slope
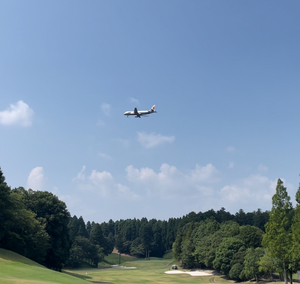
[0,249,90,284]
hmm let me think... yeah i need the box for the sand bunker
[165,270,214,276]
[111,265,136,270]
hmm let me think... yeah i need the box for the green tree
[228,249,247,281]
[239,225,263,248]
[290,182,300,284]
[213,237,244,275]
[77,216,89,238]
[229,263,244,281]
[262,179,293,284]
[89,223,111,257]
[23,190,71,271]
[140,219,152,260]
[259,249,279,280]
[68,215,79,242]
[193,218,220,268]
[0,188,50,263]
[0,168,13,242]
[130,237,145,257]
[241,247,264,282]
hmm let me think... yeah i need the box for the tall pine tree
[262,179,293,284]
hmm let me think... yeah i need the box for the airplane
[124,105,156,118]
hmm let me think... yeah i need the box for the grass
[0,249,286,284]
[0,248,90,284]
[102,252,137,265]
[64,253,232,284]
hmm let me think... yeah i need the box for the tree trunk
[269,271,273,281]
[284,263,288,284]
[289,270,293,284]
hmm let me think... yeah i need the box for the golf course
[0,248,231,284]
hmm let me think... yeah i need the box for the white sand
[165,270,214,276]
[111,265,136,269]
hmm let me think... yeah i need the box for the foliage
[173,211,267,280]
[238,225,263,248]
[0,176,49,264]
[241,247,264,282]
[21,189,71,271]
[213,237,244,275]
[258,249,279,280]
[66,216,111,268]
[0,165,271,275]
[262,179,293,284]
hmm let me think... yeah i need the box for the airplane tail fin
[151,105,156,112]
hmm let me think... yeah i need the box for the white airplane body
[124,105,156,118]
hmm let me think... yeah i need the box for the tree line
[1,166,274,277]
[173,179,300,284]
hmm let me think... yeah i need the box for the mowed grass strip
[0,249,90,284]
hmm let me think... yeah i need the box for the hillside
[0,249,90,284]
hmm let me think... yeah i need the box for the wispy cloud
[101,103,111,116]
[226,146,236,153]
[130,97,140,105]
[258,164,268,172]
[98,152,112,160]
[0,100,34,127]
[137,132,175,149]
[73,165,86,182]
[27,167,45,190]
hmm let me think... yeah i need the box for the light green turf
[0,249,285,284]
[0,249,90,284]
[64,254,231,284]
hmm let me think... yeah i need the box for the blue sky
[1,1,300,223]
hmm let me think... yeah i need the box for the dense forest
[1,167,300,283]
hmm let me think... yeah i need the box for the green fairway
[0,249,282,284]
[64,254,231,284]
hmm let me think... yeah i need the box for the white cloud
[258,164,268,172]
[101,103,111,116]
[73,167,139,200]
[126,163,219,198]
[98,152,112,160]
[220,174,277,206]
[190,163,220,184]
[130,97,140,104]
[73,165,86,181]
[27,167,45,191]
[0,100,34,127]
[70,163,283,219]
[137,132,175,148]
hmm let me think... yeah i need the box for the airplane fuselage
[124,105,156,118]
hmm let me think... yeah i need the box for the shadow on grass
[63,270,113,284]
